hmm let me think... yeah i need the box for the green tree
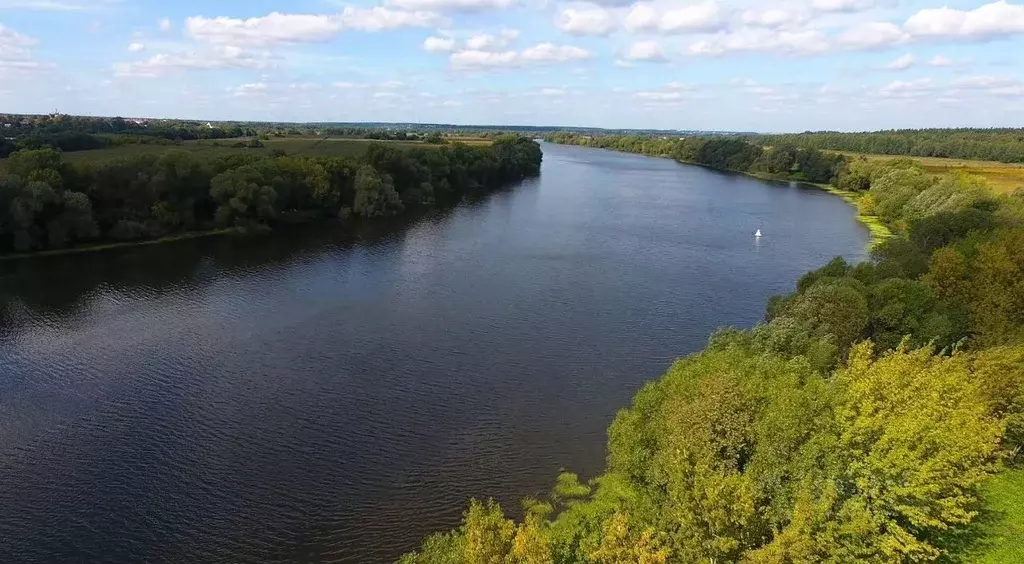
[209,165,278,227]
[353,165,403,218]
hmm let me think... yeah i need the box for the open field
[838,152,1024,195]
[1,136,491,167]
[941,468,1024,563]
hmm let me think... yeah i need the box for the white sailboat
[755,229,762,238]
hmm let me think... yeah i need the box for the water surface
[0,143,868,563]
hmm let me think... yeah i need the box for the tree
[353,165,403,218]
[209,166,277,227]
[832,343,1003,561]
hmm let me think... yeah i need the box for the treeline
[546,133,847,184]
[748,129,1024,164]
[0,135,542,255]
[401,152,1024,561]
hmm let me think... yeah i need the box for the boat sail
[755,229,762,238]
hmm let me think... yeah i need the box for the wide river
[0,143,867,563]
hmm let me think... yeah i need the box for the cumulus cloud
[159,17,171,31]
[185,8,441,45]
[423,36,456,52]
[811,0,876,13]
[128,42,145,52]
[450,49,518,68]
[904,1,1024,40]
[521,43,590,62]
[688,27,829,56]
[878,78,934,98]
[450,42,590,69]
[557,7,616,36]
[113,45,268,77]
[465,29,518,50]
[0,23,52,74]
[836,21,908,49]
[625,1,724,34]
[740,8,803,29]
[233,82,269,96]
[386,0,515,12]
[622,40,667,62]
[885,53,914,70]
[929,55,953,67]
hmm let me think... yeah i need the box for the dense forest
[546,133,848,185]
[0,135,542,255]
[747,130,1024,164]
[401,142,1024,562]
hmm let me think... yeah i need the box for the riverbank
[0,228,237,261]
[744,171,893,251]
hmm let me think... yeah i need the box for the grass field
[0,136,491,167]
[940,467,1024,563]
[838,152,1024,195]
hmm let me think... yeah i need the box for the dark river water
[0,143,867,563]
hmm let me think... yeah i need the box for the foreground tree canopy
[402,140,1024,563]
[0,135,542,254]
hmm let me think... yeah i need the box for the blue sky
[1,0,1023,131]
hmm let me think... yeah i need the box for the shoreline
[0,228,236,262]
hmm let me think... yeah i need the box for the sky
[1,0,1023,131]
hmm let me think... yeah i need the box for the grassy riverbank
[746,170,893,250]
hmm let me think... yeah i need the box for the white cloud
[811,0,875,13]
[0,0,118,11]
[128,42,145,52]
[0,23,51,74]
[885,53,914,70]
[386,0,515,12]
[450,42,590,69]
[465,30,518,50]
[625,1,724,34]
[450,49,518,68]
[688,27,829,56]
[741,8,802,29]
[635,91,684,101]
[442,99,462,106]
[666,81,694,90]
[186,8,441,46]
[233,82,268,96]
[539,88,566,96]
[159,17,171,31]
[622,40,667,62]
[836,21,908,49]
[878,78,934,98]
[333,81,369,88]
[904,1,1024,40]
[557,7,616,36]
[950,75,1017,89]
[929,55,952,67]
[113,45,268,77]
[423,36,456,52]
[520,43,590,62]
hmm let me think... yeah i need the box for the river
[0,142,868,563]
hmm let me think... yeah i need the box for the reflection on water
[0,143,867,563]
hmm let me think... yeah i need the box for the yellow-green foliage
[833,343,1003,560]
[401,145,1024,564]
